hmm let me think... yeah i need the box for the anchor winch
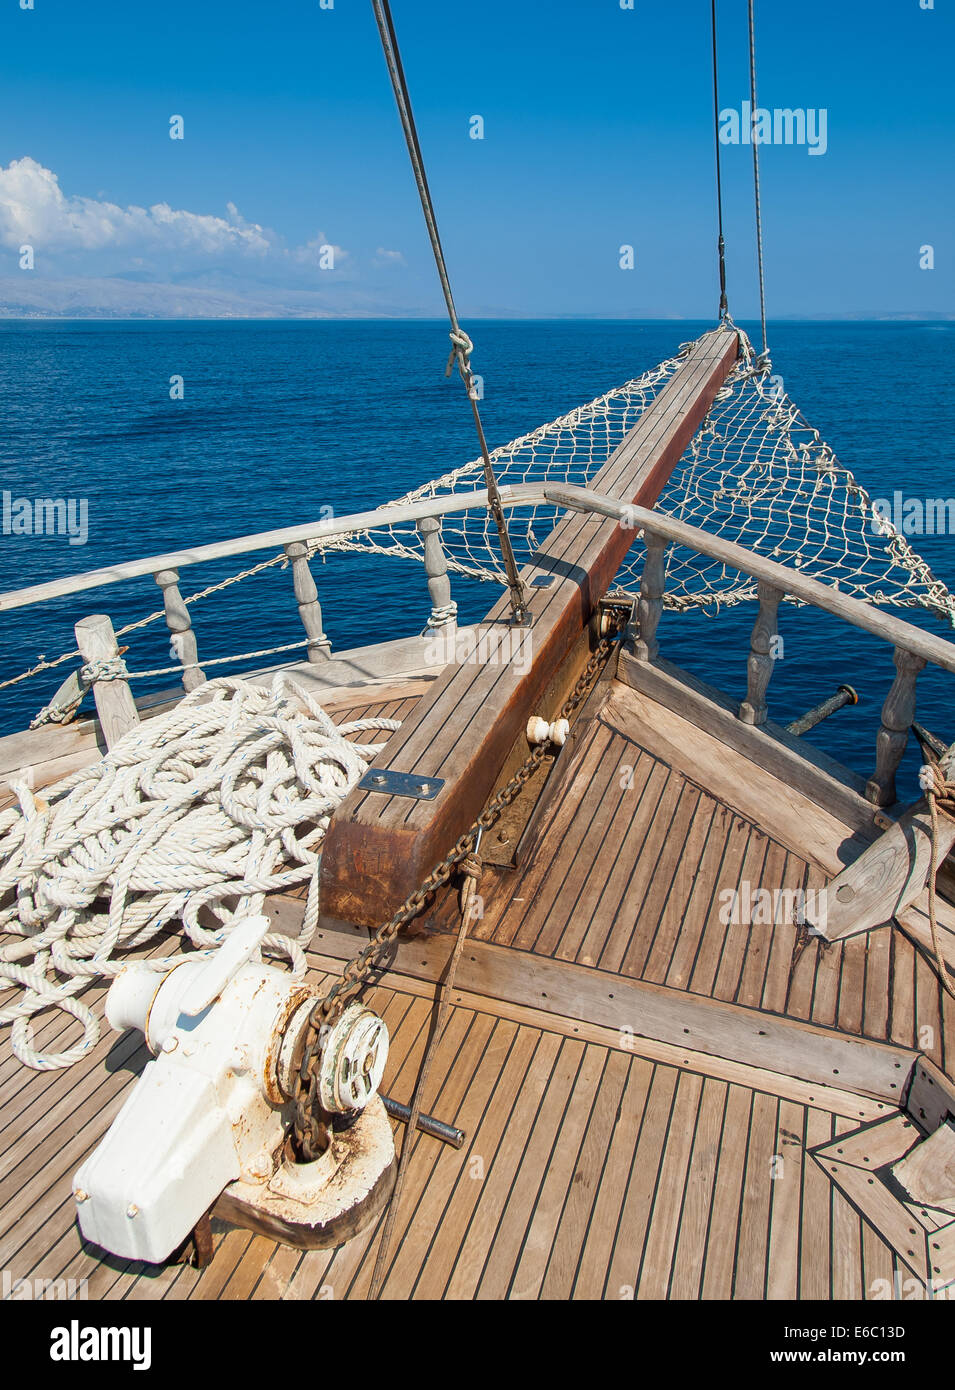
[73,915,395,1264]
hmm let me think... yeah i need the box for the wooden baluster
[739,581,783,727]
[866,646,926,807]
[417,516,457,629]
[74,613,140,749]
[631,530,667,662]
[155,569,205,692]
[284,542,332,662]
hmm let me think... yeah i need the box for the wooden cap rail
[547,484,955,810]
[544,485,955,675]
[319,328,741,927]
[0,486,545,614]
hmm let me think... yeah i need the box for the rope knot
[922,761,955,812]
[460,851,482,883]
[80,656,129,685]
[445,328,474,382]
[426,601,458,630]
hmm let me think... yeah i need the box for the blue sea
[0,319,952,805]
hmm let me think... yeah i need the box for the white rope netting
[0,674,399,1070]
[317,330,955,627]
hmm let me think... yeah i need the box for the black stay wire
[711,0,729,321]
[370,0,528,625]
[748,0,769,359]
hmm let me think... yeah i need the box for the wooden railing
[544,484,955,808]
[5,479,955,810]
[0,486,547,705]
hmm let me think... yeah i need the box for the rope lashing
[0,673,400,1071]
[80,656,130,685]
[920,757,955,1000]
[446,328,474,383]
[426,601,458,629]
[29,652,134,730]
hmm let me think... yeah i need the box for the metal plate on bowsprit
[358,769,445,800]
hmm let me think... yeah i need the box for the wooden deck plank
[831,1188,865,1301]
[337,1009,499,1301]
[641,793,721,986]
[667,1077,729,1300]
[411,1024,545,1299]
[538,1048,633,1299]
[570,1056,656,1300]
[636,1070,705,1298]
[890,932,918,1050]
[862,1218,898,1302]
[699,1085,752,1299]
[549,763,649,966]
[799,1109,834,1299]
[602,1064,678,1300]
[597,767,685,976]
[736,842,793,1011]
[474,1038,588,1299]
[662,805,734,992]
[493,722,616,951]
[687,820,756,999]
[712,831,771,1006]
[765,1099,806,1301]
[520,737,628,959]
[505,1045,615,1300]
[808,864,842,1029]
[376,1018,523,1298]
[443,1031,565,1299]
[732,1091,779,1299]
[915,947,944,1071]
[863,928,892,1043]
[620,785,705,983]
[582,758,675,971]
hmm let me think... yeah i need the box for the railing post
[155,569,205,692]
[631,529,666,662]
[74,613,139,749]
[739,581,784,727]
[417,516,457,630]
[866,646,926,807]
[284,541,332,662]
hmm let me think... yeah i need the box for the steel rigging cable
[370,0,528,625]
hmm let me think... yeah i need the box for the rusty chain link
[289,633,617,1158]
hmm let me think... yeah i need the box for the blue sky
[0,0,951,318]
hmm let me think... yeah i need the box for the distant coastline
[0,308,952,324]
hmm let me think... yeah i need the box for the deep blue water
[1,319,953,805]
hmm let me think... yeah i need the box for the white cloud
[374,247,406,267]
[0,157,273,256]
[293,234,349,268]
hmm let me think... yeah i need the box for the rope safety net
[316,328,955,628]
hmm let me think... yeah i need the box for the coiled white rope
[0,673,399,1071]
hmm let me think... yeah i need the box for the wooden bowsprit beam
[320,327,740,927]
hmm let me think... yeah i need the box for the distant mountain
[0,275,423,320]
[0,276,951,322]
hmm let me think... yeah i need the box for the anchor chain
[290,633,617,1159]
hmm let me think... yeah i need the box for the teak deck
[3,663,955,1302]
